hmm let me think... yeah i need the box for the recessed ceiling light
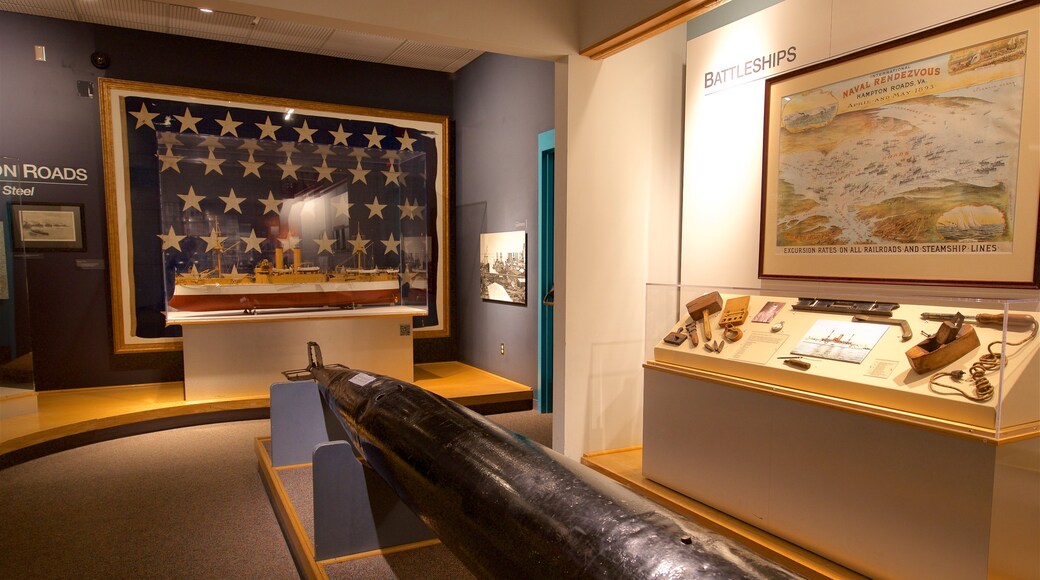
[199,7,213,13]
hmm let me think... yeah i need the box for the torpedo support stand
[264,380,435,568]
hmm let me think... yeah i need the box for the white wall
[682,0,1034,297]
[555,26,686,458]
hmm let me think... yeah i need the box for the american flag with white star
[122,95,439,329]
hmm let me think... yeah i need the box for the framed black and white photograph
[9,202,85,251]
[479,231,526,305]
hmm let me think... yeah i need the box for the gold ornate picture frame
[760,2,1039,288]
[100,78,451,353]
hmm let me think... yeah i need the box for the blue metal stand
[270,380,434,561]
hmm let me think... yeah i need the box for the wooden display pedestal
[171,308,421,400]
[642,363,1039,579]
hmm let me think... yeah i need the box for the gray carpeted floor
[0,410,552,579]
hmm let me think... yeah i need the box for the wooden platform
[0,362,532,467]
[581,447,864,580]
[256,436,471,579]
[413,362,532,414]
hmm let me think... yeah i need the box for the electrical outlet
[499,343,505,355]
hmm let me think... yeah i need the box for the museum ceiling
[0,0,483,72]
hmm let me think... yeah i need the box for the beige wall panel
[680,0,1035,298]
[830,0,1021,56]
[558,26,686,458]
[683,0,832,288]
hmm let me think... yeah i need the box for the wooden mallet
[686,292,723,342]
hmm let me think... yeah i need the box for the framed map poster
[760,2,1039,288]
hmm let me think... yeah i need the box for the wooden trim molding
[580,0,732,60]
[255,438,326,580]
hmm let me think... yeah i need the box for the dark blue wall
[0,11,454,389]
[453,52,554,388]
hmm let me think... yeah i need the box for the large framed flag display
[100,78,450,353]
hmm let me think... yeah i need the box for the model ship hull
[169,279,400,312]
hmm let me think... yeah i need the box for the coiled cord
[928,319,1038,402]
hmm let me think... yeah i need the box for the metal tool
[792,297,899,317]
[920,312,1037,330]
[852,314,913,341]
[784,358,811,370]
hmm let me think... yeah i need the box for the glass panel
[646,282,1039,440]
[154,132,428,317]
[0,155,34,392]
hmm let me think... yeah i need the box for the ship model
[168,233,400,313]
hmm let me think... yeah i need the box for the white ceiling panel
[320,28,406,60]
[447,49,483,71]
[0,0,483,72]
[74,0,165,32]
[314,48,384,64]
[167,3,253,39]
[166,26,249,44]
[247,17,331,52]
[385,39,474,71]
[0,0,77,20]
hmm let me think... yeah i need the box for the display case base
[641,365,1040,579]
[581,446,861,580]
[180,313,417,400]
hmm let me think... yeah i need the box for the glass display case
[156,134,428,319]
[1,155,34,392]
[645,283,1039,439]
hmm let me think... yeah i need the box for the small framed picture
[10,202,86,251]
[479,231,527,305]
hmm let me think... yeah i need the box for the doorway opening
[537,130,554,413]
